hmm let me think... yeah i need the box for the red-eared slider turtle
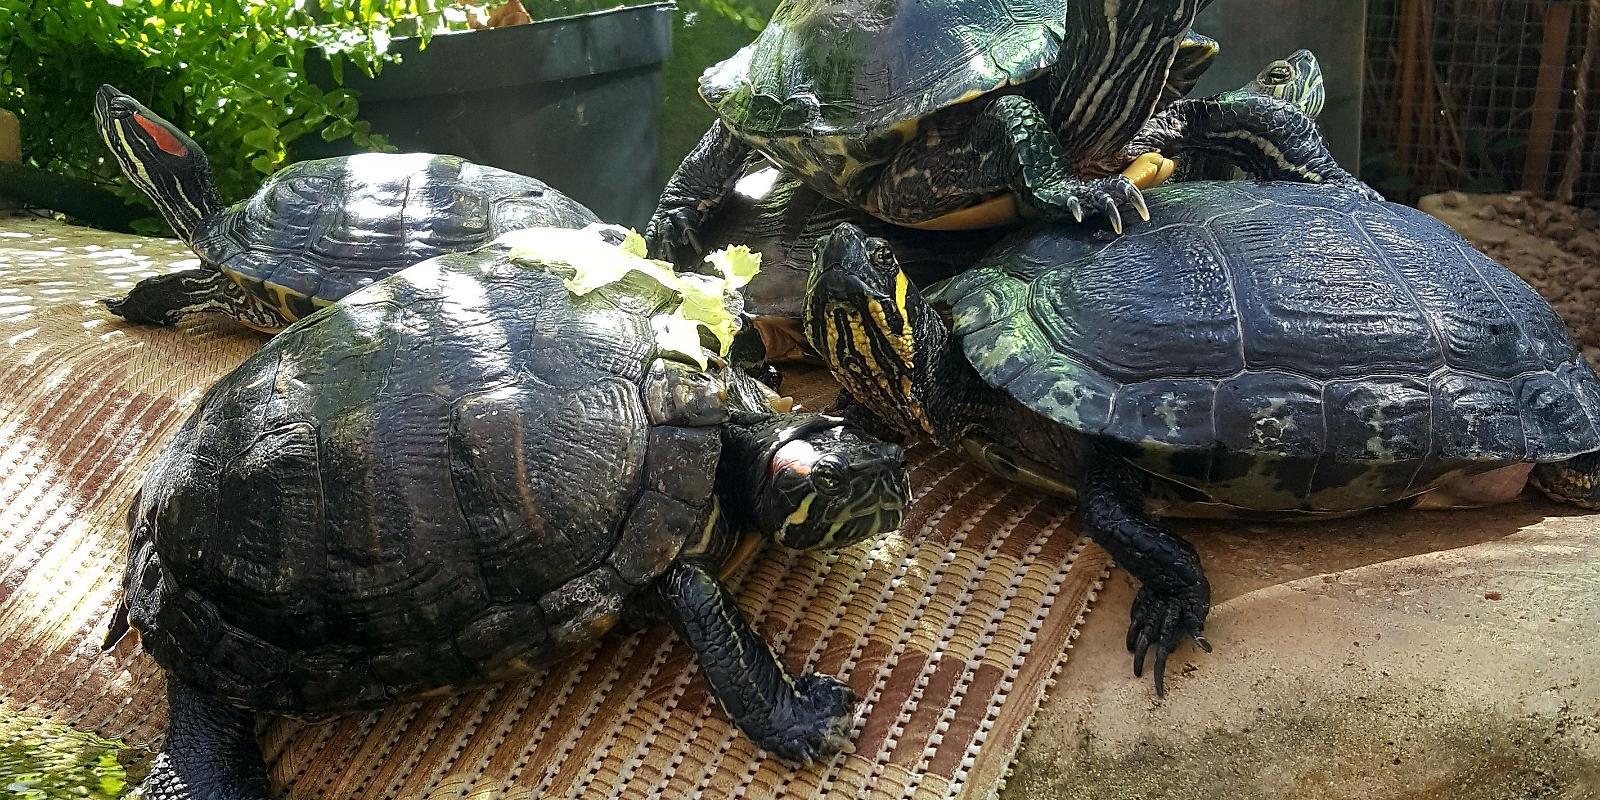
[647,0,1370,260]
[105,227,909,799]
[93,84,600,331]
[804,182,1600,694]
[699,49,1337,365]
[1245,49,1326,118]
[1167,48,1331,182]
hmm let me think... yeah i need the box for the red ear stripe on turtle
[133,113,188,157]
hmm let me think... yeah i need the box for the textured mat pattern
[0,218,1110,800]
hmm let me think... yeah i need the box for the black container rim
[311,2,675,99]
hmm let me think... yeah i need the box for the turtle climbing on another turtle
[104,226,910,799]
[804,182,1600,695]
[693,48,1346,367]
[648,0,1371,263]
[93,84,600,331]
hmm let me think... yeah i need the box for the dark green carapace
[695,48,1349,368]
[93,85,600,331]
[806,181,1600,697]
[648,0,1372,267]
[108,229,910,800]
[650,0,1209,257]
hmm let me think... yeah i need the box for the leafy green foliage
[655,0,778,177]
[0,0,491,222]
[0,0,776,230]
[0,713,144,800]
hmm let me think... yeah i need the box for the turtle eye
[811,459,848,496]
[869,241,896,271]
[1268,64,1293,83]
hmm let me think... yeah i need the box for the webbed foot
[645,205,706,267]
[646,120,750,266]
[760,673,858,764]
[1126,580,1212,697]
[658,561,861,765]
[1077,441,1215,695]
[1335,178,1386,203]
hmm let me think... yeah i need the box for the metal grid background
[1364,0,1600,207]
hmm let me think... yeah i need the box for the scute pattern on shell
[702,0,1064,138]
[191,153,600,307]
[935,181,1600,511]
[123,246,725,714]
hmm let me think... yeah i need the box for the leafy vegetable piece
[704,244,761,290]
[498,228,763,362]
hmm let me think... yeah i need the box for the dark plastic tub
[301,3,673,229]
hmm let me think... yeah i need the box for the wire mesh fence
[1364,0,1600,208]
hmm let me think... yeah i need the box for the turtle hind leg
[1132,92,1382,201]
[104,268,285,331]
[1076,440,1212,696]
[103,268,231,326]
[1531,453,1600,510]
[655,560,856,764]
[142,676,269,800]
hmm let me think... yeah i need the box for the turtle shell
[702,0,1065,140]
[121,235,732,713]
[191,152,600,321]
[932,181,1600,512]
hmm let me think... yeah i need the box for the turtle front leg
[1133,92,1382,200]
[142,677,270,800]
[1076,442,1212,696]
[646,121,752,266]
[656,560,857,764]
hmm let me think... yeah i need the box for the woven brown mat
[0,217,1110,800]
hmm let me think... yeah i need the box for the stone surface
[1005,497,1600,800]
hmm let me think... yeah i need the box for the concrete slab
[1004,498,1600,799]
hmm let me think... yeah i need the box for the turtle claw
[1091,192,1125,235]
[1065,197,1085,223]
[645,206,704,266]
[1345,179,1386,203]
[1126,582,1211,697]
[1033,175,1150,234]
[1126,184,1152,223]
[761,673,858,765]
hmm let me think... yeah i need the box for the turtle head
[94,85,220,243]
[721,412,908,550]
[1244,50,1325,119]
[805,223,947,440]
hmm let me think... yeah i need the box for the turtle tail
[1530,453,1600,510]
